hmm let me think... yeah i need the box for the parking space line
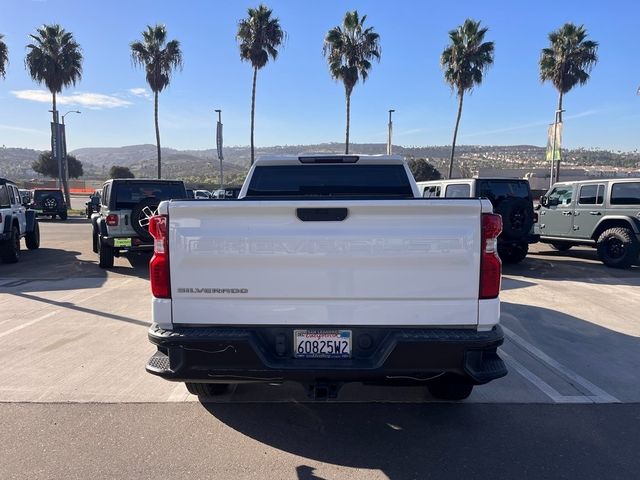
[499,350,566,403]
[502,326,620,404]
[0,311,59,339]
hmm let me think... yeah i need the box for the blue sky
[1,0,639,151]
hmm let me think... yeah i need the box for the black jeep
[31,188,68,220]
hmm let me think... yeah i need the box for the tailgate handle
[296,208,348,222]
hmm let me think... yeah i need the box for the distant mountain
[2,143,638,182]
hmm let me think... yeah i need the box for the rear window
[444,184,471,197]
[477,180,530,203]
[245,165,414,198]
[34,190,63,201]
[610,182,640,205]
[112,182,186,208]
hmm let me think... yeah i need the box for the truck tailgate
[167,200,482,327]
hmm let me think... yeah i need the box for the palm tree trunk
[154,91,161,179]
[555,91,563,182]
[345,88,351,155]
[250,66,257,165]
[448,90,464,179]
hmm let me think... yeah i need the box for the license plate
[114,238,132,247]
[294,329,351,358]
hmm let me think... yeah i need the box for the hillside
[2,143,638,182]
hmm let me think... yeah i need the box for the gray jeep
[91,179,187,268]
[537,178,640,268]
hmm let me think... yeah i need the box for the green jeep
[537,178,640,268]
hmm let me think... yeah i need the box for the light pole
[549,108,564,188]
[387,109,395,155]
[62,110,81,125]
[60,110,81,205]
[215,109,224,191]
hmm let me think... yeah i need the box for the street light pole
[215,109,223,191]
[60,110,81,205]
[387,109,395,155]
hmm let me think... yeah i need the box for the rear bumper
[102,236,153,251]
[146,324,507,386]
[498,233,539,246]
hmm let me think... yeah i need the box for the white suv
[0,178,40,263]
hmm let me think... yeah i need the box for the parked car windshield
[246,164,414,197]
[113,182,186,208]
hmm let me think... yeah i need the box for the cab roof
[254,154,405,166]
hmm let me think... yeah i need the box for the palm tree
[323,11,381,154]
[25,24,83,205]
[237,5,285,165]
[0,33,8,79]
[441,19,494,179]
[540,23,598,180]
[131,25,183,179]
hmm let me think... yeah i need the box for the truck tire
[92,228,99,253]
[550,242,572,252]
[596,227,639,269]
[185,382,230,396]
[98,238,114,268]
[0,225,20,263]
[498,243,528,264]
[427,374,474,401]
[25,220,40,250]
[59,210,68,221]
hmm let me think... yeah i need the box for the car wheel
[185,382,230,396]
[98,238,114,268]
[50,215,56,219]
[427,374,474,401]
[60,211,68,221]
[498,243,528,264]
[92,229,99,253]
[550,242,572,252]
[25,220,40,250]
[596,227,639,269]
[0,225,20,264]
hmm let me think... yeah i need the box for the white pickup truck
[145,155,506,400]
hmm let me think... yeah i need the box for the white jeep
[0,178,40,263]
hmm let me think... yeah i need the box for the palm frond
[440,18,494,95]
[539,22,599,94]
[25,24,83,94]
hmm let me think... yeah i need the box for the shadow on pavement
[9,290,150,327]
[503,249,639,285]
[198,301,639,477]
[0,247,150,292]
[200,402,638,479]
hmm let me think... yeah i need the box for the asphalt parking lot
[1,214,639,479]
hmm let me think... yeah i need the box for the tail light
[106,214,119,226]
[480,213,502,299]
[149,215,170,298]
[533,212,539,223]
